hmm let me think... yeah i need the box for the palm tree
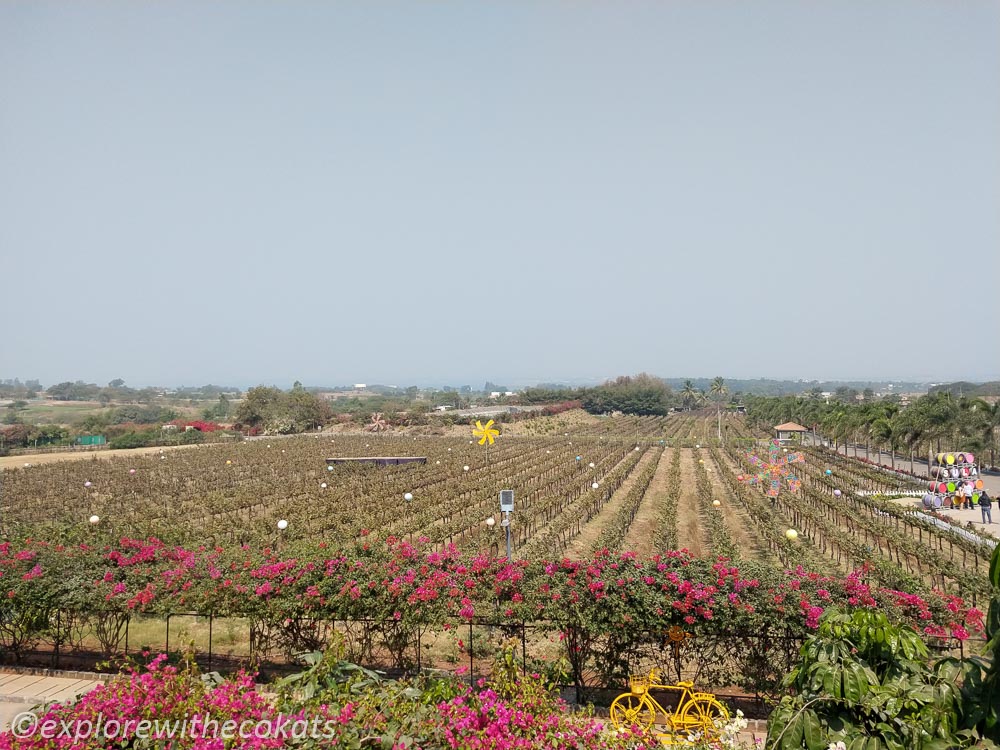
[710,377,728,400]
[984,402,1000,469]
[710,377,728,440]
[681,380,697,410]
[870,416,898,469]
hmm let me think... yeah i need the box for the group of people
[958,483,993,523]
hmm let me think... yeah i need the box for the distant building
[774,422,808,442]
[354,384,367,390]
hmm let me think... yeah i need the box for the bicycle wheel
[609,693,655,730]
[678,697,729,739]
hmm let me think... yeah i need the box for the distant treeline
[521,374,679,416]
[928,381,1000,398]
[0,379,242,403]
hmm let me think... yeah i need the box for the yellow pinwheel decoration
[472,419,500,446]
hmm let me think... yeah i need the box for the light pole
[499,490,514,561]
[276,519,288,552]
[404,493,414,543]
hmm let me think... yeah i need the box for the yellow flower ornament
[472,419,500,446]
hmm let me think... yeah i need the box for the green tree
[234,386,284,429]
[767,609,963,750]
[710,376,728,400]
[286,387,328,431]
[681,380,698,409]
[947,544,1000,744]
[580,374,672,416]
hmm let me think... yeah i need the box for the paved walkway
[804,436,1000,495]
[0,671,106,731]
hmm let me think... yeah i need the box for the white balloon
[88,515,100,524]
[463,465,470,471]
[404,492,414,501]
[320,483,327,489]
[277,519,289,530]
[592,482,600,489]
[486,517,495,527]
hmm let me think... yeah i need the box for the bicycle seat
[676,680,694,688]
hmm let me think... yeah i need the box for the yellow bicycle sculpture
[609,668,728,740]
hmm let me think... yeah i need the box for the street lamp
[499,490,514,561]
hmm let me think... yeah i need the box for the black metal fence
[1,611,983,716]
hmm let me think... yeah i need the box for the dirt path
[710,447,781,561]
[563,448,659,557]
[675,449,707,557]
[624,449,673,556]
[708,455,768,560]
[0,443,202,470]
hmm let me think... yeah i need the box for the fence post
[208,613,213,673]
[125,616,130,657]
[54,610,61,669]
[469,620,474,688]
[416,624,421,673]
[166,614,171,655]
[521,622,527,675]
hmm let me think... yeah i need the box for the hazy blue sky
[2,1,997,388]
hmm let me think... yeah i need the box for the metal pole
[505,512,511,561]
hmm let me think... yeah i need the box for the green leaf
[782,712,804,750]
[802,709,825,750]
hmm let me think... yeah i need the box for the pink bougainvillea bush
[0,538,980,635]
[0,652,655,750]
[0,537,983,696]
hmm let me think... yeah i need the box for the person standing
[979,491,993,524]
[963,482,974,510]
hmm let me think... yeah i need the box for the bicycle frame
[609,669,728,739]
